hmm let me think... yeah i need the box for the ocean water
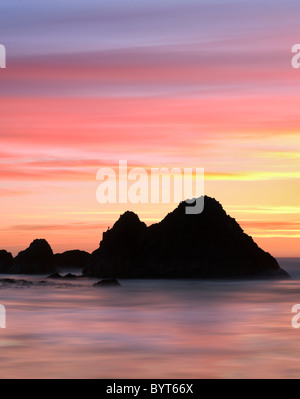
[0,259,299,379]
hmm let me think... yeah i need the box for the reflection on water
[0,259,299,378]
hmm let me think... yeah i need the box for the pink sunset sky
[0,0,299,257]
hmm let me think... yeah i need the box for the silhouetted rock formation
[63,273,77,279]
[0,250,13,273]
[83,196,289,280]
[0,277,77,288]
[54,250,90,270]
[48,272,62,279]
[9,239,55,274]
[93,278,121,287]
[0,278,33,287]
[48,272,82,279]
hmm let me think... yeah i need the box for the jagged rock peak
[113,211,145,228]
[84,196,289,280]
[27,239,53,254]
[9,239,55,275]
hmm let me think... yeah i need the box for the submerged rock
[93,278,121,287]
[84,196,289,280]
[9,239,55,274]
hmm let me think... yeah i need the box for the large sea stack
[83,196,289,280]
[0,250,13,273]
[9,239,55,274]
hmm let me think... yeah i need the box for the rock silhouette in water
[83,196,289,280]
[54,250,90,270]
[0,250,13,273]
[48,272,62,279]
[0,278,33,287]
[9,239,55,274]
[93,278,121,287]
[63,273,78,279]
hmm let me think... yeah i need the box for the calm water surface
[0,259,299,379]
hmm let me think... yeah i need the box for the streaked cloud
[0,0,299,256]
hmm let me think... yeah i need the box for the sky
[0,0,299,257]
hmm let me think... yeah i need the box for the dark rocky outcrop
[85,211,147,278]
[9,239,55,274]
[0,277,75,288]
[0,250,13,273]
[93,278,121,287]
[48,272,62,279]
[48,272,82,279]
[83,196,289,280]
[54,250,90,270]
[0,278,33,287]
[63,273,77,279]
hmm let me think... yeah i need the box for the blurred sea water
[0,258,299,379]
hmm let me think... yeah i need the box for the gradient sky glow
[0,0,299,256]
